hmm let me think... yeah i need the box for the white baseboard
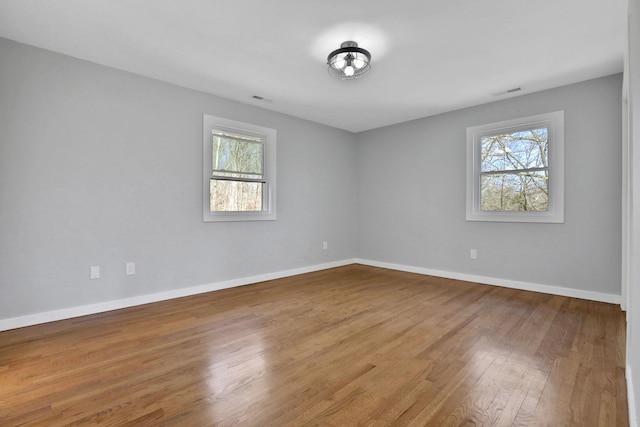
[1,257,622,332]
[629,366,638,427]
[354,258,622,305]
[0,259,356,332]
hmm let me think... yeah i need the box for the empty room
[1,0,640,426]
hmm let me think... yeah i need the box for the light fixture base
[340,41,359,49]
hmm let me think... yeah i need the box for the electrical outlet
[125,262,135,276]
[323,241,328,250]
[470,249,478,259]
[90,266,100,279]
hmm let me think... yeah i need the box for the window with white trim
[466,111,564,223]
[203,115,276,222]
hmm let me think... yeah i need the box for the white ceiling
[0,0,627,133]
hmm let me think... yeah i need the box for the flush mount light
[327,41,371,80]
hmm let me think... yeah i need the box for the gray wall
[356,74,622,295]
[0,38,358,319]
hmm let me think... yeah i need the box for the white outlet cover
[126,262,135,275]
[90,266,100,279]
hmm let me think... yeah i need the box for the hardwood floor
[0,265,628,426]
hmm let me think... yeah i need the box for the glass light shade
[327,41,371,80]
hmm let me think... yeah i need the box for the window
[203,115,276,222]
[466,111,564,223]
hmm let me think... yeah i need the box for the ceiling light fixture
[327,41,371,80]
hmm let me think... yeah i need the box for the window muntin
[203,115,276,222]
[466,111,564,223]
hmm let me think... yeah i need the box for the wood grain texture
[0,265,628,426]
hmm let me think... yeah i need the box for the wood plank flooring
[0,264,628,426]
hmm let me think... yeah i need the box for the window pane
[212,134,263,178]
[481,128,548,172]
[480,171,548,211]
[210,179,263,212]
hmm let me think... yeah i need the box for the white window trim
[466,111,564,223]
[203,115,276,222]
